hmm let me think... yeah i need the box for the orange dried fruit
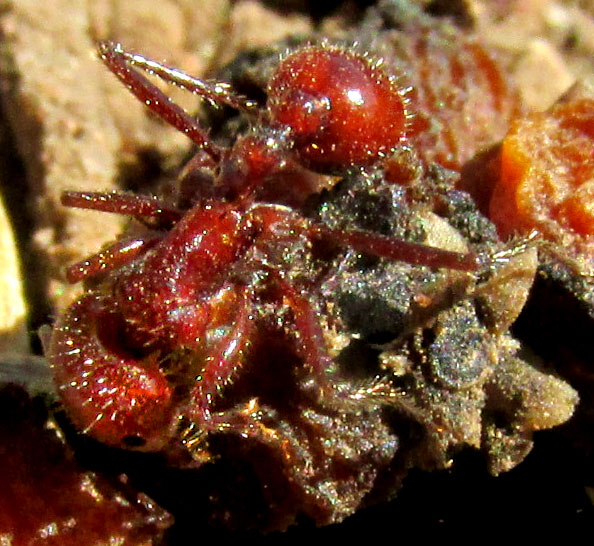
[489,84,594,258]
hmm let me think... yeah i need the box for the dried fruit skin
[369,20,519,171]
[0,385,171,545]
[489,87,594,258]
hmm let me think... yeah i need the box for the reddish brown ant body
[46,41,479,457]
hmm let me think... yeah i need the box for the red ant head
[267,46,410,171]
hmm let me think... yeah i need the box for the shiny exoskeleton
[47,42,478,456]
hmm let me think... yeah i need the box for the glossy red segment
[268,47,408,169]
[48,295,175,450]
[65,237,154,283]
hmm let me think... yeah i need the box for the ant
[46,41,479,458]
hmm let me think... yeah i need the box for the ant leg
[106,45,258,112]
[62,191,178,283]
[189,286,255,424]
[308,221,480,272]
[275,274,400,406]
[66,236,158,284]
[62,191,183,225]
[276,276,335,392]
[182,399,314,490]
[98,41,222,160]
[248,203,479,272]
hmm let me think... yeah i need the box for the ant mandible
[46,41,479,456]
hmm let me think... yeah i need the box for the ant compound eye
[122,435,147,448]
[267,46,409,170]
